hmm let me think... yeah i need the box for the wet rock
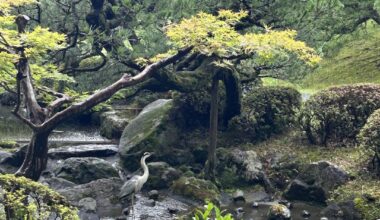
[48,144,118,159]
[321,201,362,220]
[171,177,220,202]
[59,178,123,218]
[0,145,27,167]
[99,111,129,139]
[0,92,17,106]
[0,151,12,162]
[119,99,185,170]
[122,207,129,216]
[79,197,97,212]
[41,177,76,190]
[267,204,291,220]
[229,149,263,182]
[168,207,179,214]
[233,189,245,203]
[145,199,156,207]
[278,200,293,209]
[145,162,181,189]
[302,210,311,218]
[284,161,349,204]
[236,207,244,213]
[78,211,100,220]
[148,190,159,200]
[252,202,259,208]
[54,157,119,184]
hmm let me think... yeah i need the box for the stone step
[15,140,118,145]
[48,144,119,159]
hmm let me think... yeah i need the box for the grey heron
[119,152,152,219]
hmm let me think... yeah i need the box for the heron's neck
[141,156,149,179]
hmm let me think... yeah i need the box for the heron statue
[119,152,152,219]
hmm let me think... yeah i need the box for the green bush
[228,86,301,141]
[358,109,380,153]
[358,109,380,175]
[299,84,380,146]
[0,174,79,220]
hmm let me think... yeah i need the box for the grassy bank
[301,24,380,91]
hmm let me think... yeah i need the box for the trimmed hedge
[229,86,301,141]
[299,84,380,146]
[358,109,380,175]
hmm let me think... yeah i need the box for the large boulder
[145,161,181,190]
[59,177,123,218]
[119,99,181,170]
[284,161,349,204]
[171,177,220,202]
[54,157,119,184]
[99,110,129,139]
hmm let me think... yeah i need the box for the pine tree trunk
[15,131,50,180]
[206,77,219,181]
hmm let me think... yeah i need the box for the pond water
[220,190,327,220]
[224,201,325,220]
[0,105,107,142]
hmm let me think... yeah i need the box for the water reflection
[0,105,107,142]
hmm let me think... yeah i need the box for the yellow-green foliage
[165,10,320,65]
[0,0,72,96]
[0,174,79,220]
[0,0,36,14]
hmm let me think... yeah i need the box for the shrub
[299,84,380,146]
[358,109,380,175]
[0,174,79,220]
[228,86,301,141]
[358,109,380,152]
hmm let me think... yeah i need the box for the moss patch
[0,140,19,152]
[331,178,380,220]
[302,24,380,91]
[246,130,371,176]
[171,176,220,203]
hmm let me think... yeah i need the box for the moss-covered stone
[171,177,220,203]
[119,99,183,170]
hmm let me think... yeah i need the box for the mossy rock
[119,99,182,171]
[171,177,220,203]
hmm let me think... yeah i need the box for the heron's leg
[131,193,135,220]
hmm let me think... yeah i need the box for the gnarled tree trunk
[15,131,50,181]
